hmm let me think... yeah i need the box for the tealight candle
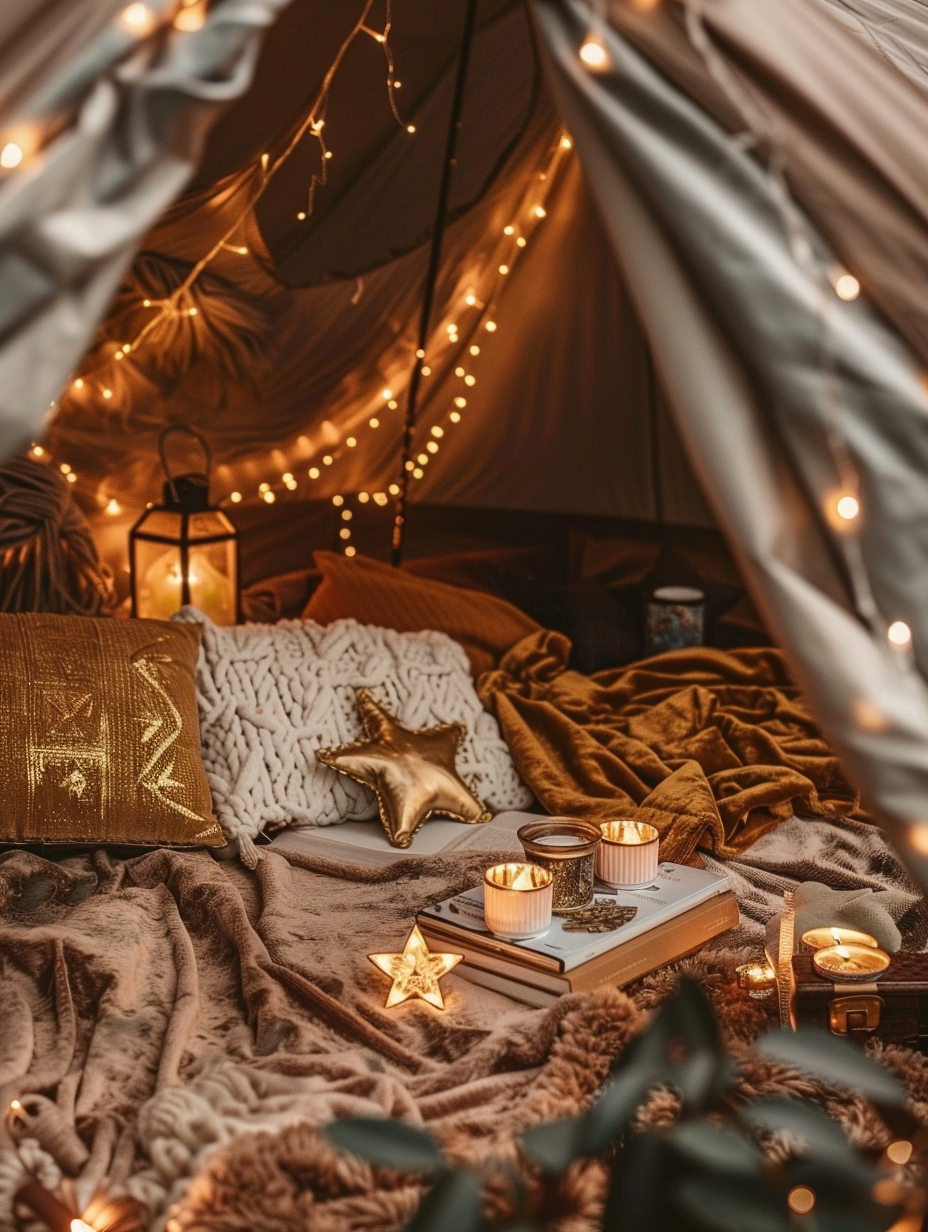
[811,943,890,981]
[735,961,777,999]
[484,862,554,940]
[801,926,880,952]
[597,821,660,888]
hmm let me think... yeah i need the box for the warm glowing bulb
[504,225,514,236]
[308,467,320,478]
[188,307,198,316]
[469,345,480,356]
[450,411,461,423]
[369,418,379,429]
[347,436,357,447]
[71,1220,95,1232]
[417,453,428,465]
[0,142,24,169]
[120,2,154,33]
[332,495,344,507]
[282,472,293,483]
[787,1187,815,1216]
[285,478,297,490]
[263,490,275,503]
[464,374,476,386]
[888,621,912,648]
[60,463,71,474]
[102,389,113,399]
[297,211,307,220]
[579,34,610,70]
[105,498,121,516]
[431,426,444,438]
[389,484,400,495]
[382,389,392,399]
[416,348,425,359]
[10,1100,21,1112]
[447,324,457,334]
[374,492,388,505]
[834,272,860,302]
[341,509,353,521]
[516,236,526,247]
[427,441,439,453]
[394,80,402,89]
[259,482,270,493]
[143,299,152,307]
[533,205,546,218]
[835,494,860,521]
[323,455,333,465]
[454,366,465,377]
[358,492,370,503]
[887,1140,914,1166]
[73,378,84,389]
[388,399,398,409]
[230,491,242,503]
[407,124,416,134]
[67,472,77,483]
[413,467,424,479]
[345,545,357,557]
[485,320,497,332]
[339,528,351,540]
[405,460,415,472]
[465,294,476,306]
[560,135,573,149]
[499,264,509,275]
[31,444,43,457]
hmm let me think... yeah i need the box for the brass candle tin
[517,818,601,914]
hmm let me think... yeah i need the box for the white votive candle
[484,862,554,940]
[597,821,660,888]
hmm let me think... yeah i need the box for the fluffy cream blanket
[0,820,925,1231]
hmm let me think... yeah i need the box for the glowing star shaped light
[368,925,462,1010]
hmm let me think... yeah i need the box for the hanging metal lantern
[130,426,239,625]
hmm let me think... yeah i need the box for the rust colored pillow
[0,613,222,847]
[303,552,540,677]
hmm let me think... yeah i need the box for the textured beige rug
[0,819,925,1231]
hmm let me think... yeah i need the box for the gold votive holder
[800,926,880,952]
[735,961,777,1000]
[517,819,601,914]
[596,820,660,888]
[484,862,554,940]
[811,943,890,982]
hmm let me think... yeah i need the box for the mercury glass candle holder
[597,820,660,888]
[517,819,601,914]
[484,861,554,940]
[811,943,890,982]
[800,926,880,952]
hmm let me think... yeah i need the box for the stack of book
[417,863,738,1007]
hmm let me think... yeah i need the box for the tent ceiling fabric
[0,0,293,460]
[46,0,710,526]
[532,0,928,883]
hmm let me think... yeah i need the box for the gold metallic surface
[316,689,491,848]
[0,613,221,846]
[368,925,462,1010]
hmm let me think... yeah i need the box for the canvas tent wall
[3,0,928,885]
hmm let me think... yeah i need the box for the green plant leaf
[740,1098,862,1168]
[324,1118,444,1172]
[667,1122,762,1176]
[603,1133,668,1232]
[404,1168,483,1232]
[754,1029,905,1107]
[674,1175,789,1232]
[520,1114,589,1175]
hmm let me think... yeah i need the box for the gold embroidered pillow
[0,613,221,847]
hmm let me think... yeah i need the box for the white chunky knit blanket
[175,609,532,863]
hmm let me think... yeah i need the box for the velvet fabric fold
[479,631,860,865]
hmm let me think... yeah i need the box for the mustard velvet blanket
[479,631,859,865]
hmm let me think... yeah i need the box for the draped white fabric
[0,0,292,458]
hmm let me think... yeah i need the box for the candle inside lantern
[597,820,660,888]
[484,861,554,940]
[811,942,890,981]
[801,926,879,951]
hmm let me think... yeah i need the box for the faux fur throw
[175,609,532,863]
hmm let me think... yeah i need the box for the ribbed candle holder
[483,862,554,940]
[597,821,659,888]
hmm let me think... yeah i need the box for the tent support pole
[391,0,480,566]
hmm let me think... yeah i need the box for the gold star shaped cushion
[316,688,492,848]
[368,925,462,1009]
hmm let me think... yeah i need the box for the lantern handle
[158,426,212,504]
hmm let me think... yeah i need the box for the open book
[267,810,538,867]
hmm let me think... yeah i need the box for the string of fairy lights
[20,0,573,564]
[14,0,915,679]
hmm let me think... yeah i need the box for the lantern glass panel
[134,538,184,621]
[187,539,237,625]
[135,509,183,540]
[187,510,236,541]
